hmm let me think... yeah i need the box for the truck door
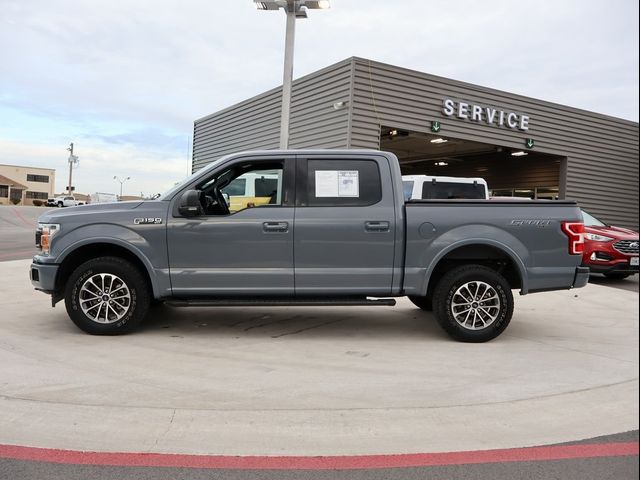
[167,156,295,296]
[294,156,396,295]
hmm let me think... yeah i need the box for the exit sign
[525,138,535,149]
[431,121,441,133]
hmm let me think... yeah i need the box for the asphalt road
[0,205,51,261]
[0,431,637,480]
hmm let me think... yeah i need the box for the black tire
[57,202,63,207]
[603,273,631,280]
[64,256,150,335]
[408,295,432,311]
[432,265,514,342]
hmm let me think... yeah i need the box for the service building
[193,57,639,229]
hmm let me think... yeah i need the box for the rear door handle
[364,221,390,232]
[263,221,289,233]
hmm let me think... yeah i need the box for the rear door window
[306,159,382,207]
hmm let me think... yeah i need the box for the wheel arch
[423,240,528,298]
[54,241,157,302]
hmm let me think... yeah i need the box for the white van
[402,175,489,201]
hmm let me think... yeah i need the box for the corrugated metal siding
[192,59,353,172]
[350,58,639,230]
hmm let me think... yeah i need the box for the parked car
[30,149,588,342]
[402,175,489,201]
[51,195,85,208]
[581,210,639,279]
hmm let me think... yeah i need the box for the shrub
[10,198,21,205]
[32,199,43,207]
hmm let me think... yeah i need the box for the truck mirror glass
[178,190,204,217]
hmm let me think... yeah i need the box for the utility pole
[67,143,74,194]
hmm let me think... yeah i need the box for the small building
[0,164,56,206]
[192,57,639,230]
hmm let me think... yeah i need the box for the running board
[164,297,396,307]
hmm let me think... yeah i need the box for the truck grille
[613,240,639,255]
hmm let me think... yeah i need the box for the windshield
[581,210,606,227]
[156,156,227,200]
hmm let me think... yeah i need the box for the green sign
[431,121,441,133]
[525,138,534,149]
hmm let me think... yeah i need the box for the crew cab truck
[30,150,589,342]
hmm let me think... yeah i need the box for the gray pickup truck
[30,150,589,342]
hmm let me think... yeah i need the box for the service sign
[442,98,530,131]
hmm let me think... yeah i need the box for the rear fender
[417,225,529,295]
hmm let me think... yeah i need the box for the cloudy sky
[1,0,638,196]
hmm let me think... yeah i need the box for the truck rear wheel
[432,265,513,342]
[64,256,150,335]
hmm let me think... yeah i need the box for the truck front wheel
[432,265,513,342]
[64,256,150,335]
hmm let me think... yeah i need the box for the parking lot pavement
[0,206,52,261]
[0,258,638,458]
[589,273,639,293]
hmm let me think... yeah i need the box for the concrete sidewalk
[0,259,638,455]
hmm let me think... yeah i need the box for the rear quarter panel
[404,201,583,295]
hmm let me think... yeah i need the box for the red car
[581,210,639,279]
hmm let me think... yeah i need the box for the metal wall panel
[349,58,639,229]
[193,59,353,172]
[193,57,639,229]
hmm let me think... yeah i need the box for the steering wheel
[214,188,230,215]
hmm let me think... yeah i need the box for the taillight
[561,222,585,255]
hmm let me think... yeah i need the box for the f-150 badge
[134,217,163,225]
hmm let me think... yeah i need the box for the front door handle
[263,221,289,233]
[364,221,390,232]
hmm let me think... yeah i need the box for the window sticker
[337,171,359,197]
[315,170,359,197]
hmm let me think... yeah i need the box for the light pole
[113,176,130,199]
[254,0,330,149]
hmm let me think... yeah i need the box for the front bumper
[582,258,639,275]
[572,266,590,289]
[29,261,59,294]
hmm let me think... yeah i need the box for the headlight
[38,223,60,255]
[585,232,613,242]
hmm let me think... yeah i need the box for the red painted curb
[0,442,637,470]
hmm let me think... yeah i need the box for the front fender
[51,223,169,298]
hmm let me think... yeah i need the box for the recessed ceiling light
[434,161,448,166]
[389,129,398,136]
[511,151,528,157]
[430,138,448,144]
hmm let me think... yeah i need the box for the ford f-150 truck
[30,150,589,342]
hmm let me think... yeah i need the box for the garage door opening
[380,127,565,200]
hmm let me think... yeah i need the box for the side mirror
[178,190,203,217]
